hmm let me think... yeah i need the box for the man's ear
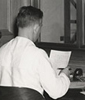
[34,24,40,34]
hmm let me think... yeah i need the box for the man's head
[16,6,43,42]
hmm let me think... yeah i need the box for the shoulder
[35,47,48,58]
[34,47,51,66]
[0,38,14,51]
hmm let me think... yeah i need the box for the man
[0,6,70,100]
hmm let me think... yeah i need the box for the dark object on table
[73,68,83,81]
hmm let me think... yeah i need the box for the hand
[60,66,71,78]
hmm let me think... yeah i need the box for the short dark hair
[16,6,43,28]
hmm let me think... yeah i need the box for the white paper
[80,91,85,95]
[49,50,71,75]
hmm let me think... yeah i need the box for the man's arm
[38,50,70,99]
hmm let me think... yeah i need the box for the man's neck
[18,27,33,41]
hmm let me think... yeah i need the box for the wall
[40,0,79,43]
[40,0,64,43]
[0,0,8,29]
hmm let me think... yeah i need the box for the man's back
[0,36,45,94]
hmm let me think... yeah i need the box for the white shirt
[0,36,70,99]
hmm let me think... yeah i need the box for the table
[58,89,85,100]
[44,89,85,100]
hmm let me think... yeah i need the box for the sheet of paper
[49,50,71,75]
[80,91,85,95]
